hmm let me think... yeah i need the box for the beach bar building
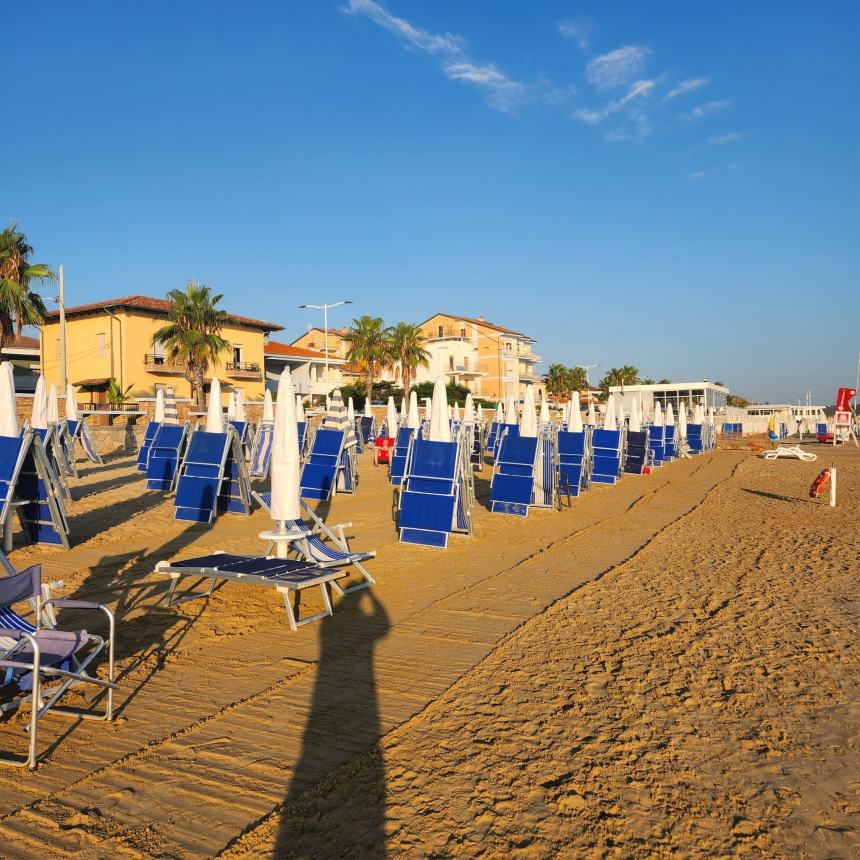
[610,381,729,415]
[41,295,282,409]
[264,341,346,400]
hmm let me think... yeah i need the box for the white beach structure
[206,378,224,433]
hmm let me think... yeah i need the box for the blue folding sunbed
[591,427,624,485]
[490,430,539,517]
[145,423,190,491]
[556,429,590,500]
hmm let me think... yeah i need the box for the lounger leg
[282,590,299,632]
[28,665,40,770]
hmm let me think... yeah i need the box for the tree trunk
[191,365,207,410]
[365,369,373,404]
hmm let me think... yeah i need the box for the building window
[460,327,466,338]
[438,325,444,338]
[449,355,454,370]
[233,345,242,364]
[97,333,107,357]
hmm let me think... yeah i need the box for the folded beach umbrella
[163,385,178,424]
[678,402,687,438]
[65,383,79,422]
[603,394,616,430]
[347,396,356,429]
[364,399,372,418]
[400,397,408,421]
[226,391,236,419]
[665,402,675,430]
[464,393,474,424]
[407,390,420,429]
[48,384,60,425]
[570,394,584,433]
[452,402,461,422]
[206,378,224,433]
[539,397,550,425]
[616,404,625,429]
[520,385,538,438]
[428,377,451,442]
[270,368,301,526]
[325,389,356,446]
[424,397,432,420]
[154,388,166,423]
[0,362,18,437]
[629,397,641,433]
[326,394,331,412]
[708,407,715,425]
[587,400,596,427]
[386,396,398,437]
[694,403,704,424]
[295,395,306,424]
[234,390,246,423]
[505,395,517,426]
[494,403,504,424]
[653,401,664,428]
[263,388,274,422]
[31,376,48,430]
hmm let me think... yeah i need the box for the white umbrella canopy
[407,390,420,429]
[226,391,236,419]
[347,396,356,428]
[65,383,79,422]
[452,402,461,422]
[48,384,60,424]
[31,376,48,430]
[586,400,596,426]
[520,385,538,438]
[154,388,166,423]
[678,402,688,438]
[629,397,642,433]
[428,376,451,442]
[494,403,504,424]
[263,389,274,422]
[539,397,550,425]
[326,395,332,412]
[234,390,246,423]
[665,402,675,430]
[206,378,224,433]
[0,362,18,437]
[270,368,301,524]
[603,394,616,429]
[295,395,306,424]
[364,399,372,418]
[694,403,704,424]
[504,396,517,426]
[464,393,475,424]
[653,401,664,428]
[616,404,625,429]
[386,396,398,437]
[708,407,715,425]
[424,397,432,420]
[570,394,584,433]
[163,385,178,424]
[400,397,408,420]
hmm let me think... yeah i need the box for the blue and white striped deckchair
[648,424,665,467]
[686,423,704,454]
[0,432,69,549]
[228,419,249,445]
[145,423,190,491]
[173,427,250,523]
[534,425,556,509]
[398,436,469,548]
[591,428,624,485]
[249,420,274,478]
[556,429,590,500]
[300,428,346,501]
[136,421,160,472]
[490,430,539,517]
[623,430,649,475]
[253,493,375,594]
[65,419,103,465]
[156,552,346,631]
[663,424,676,461]
[389,426,414,487]
[0,562,117,769]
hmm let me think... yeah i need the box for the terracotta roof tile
[265,341,342,361]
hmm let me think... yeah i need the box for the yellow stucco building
[41,295,282,407]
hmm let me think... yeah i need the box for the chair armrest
[44,599,102,610]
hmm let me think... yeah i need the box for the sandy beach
[0,444,857,858]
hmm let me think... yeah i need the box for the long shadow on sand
[272,589,391,858]
[741,487,813,505]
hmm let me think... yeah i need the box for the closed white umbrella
[31,376,48,430]
[407,390,420,429]
[629,397,641,433]
[347,396,356,429]
[428,376,451,442]
[678,401,687,439]
[270,368,301,527]
[494,403,504,424]
[520,385,538,438]
[464,393,475,424]
[326,395,331,412]
[295,394,306,424]
[586,400,596,426]
[263,389,274,422]
[424,397,432,420]
[324,389,356,446]
[48,384,60,425]
[206,378,224,433]
[616,404,625,429]
[154,388,166,423]
[653,401,664,428]
[234,390,246,422]
[539,397,550,425]
[386,396,398,437]
[603,394,616,429]
[226,391,236,419]
[570,392,584,433]
[505,396,517,426]
[65,384,79,422]
[364,398,372,418]
[665,402,675,431]
[452,402,461,422]
[0,362,18,437]
[400,397,408,421]
[163,385,178,424]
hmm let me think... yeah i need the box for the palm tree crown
[389,322,430,395]
[0,224,54,347]
[343,315,393,402]
[152,281,231,408]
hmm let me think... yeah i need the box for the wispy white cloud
[664,77,708,101]
[686,99,731,122]
[586,45,651,90]
[343,0,562,112]
[709,132,741,145]
[558,17,595,52]
[574,77,660,141]
[688,161,743,180]
[689,170,710,180]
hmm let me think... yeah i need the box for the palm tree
[343,315,392,402]
[389,322,430,395]
[598,365,640,396]
[0,224,53,347]
[545,363,573,401]
[152,281,231,409]
[568,365,588,395]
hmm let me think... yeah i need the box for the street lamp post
[298,300,353,402]
[576,363,600,389]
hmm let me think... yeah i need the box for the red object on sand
[836,387,856,412]
[374,435,395,465]
[809,468,831,498]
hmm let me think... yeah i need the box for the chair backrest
[0,563,41,609]
[557,431,586,457]
[497,433,539,468]
[310,428,344,458]
[408,438,458,481]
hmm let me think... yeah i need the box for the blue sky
[5,1,859,403]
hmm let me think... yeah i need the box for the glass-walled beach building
[609,381,729,414]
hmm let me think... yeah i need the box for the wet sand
[0,444,857,857]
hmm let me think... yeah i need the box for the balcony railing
[79,401,141,413]
[226,361,261,377]
[143,354,184,373]
[426,327,471,342]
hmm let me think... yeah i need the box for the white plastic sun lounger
[762,445,817,462]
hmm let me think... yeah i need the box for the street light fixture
[298,300,353,400]
[576,363,600,388]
